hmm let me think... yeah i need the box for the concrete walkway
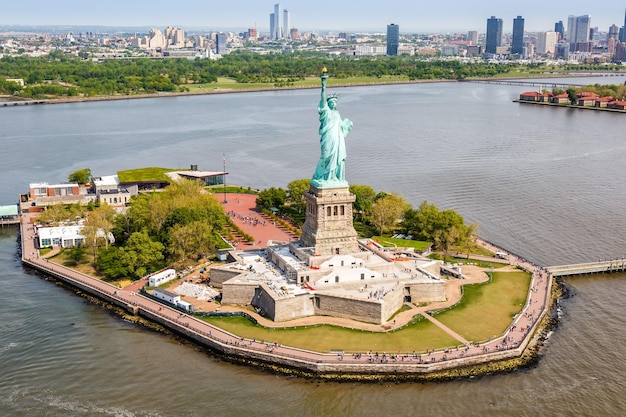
[20,209,552,373]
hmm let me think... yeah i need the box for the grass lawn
[429,254,509,269]
[117,167,177,183]
[372,236,431,251]
[207,185,260,194]
[201,314,459,353]
[433,270,531,343]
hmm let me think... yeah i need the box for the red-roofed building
[595,97,613,108]
[577,92,599,106]
[519,91,541,101]
[608,101,626,110]
[551,93,570,104]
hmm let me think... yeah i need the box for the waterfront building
[537,32,558,55]
[485,16,503,54]
[511,16,524,55]
[387,23,399,56]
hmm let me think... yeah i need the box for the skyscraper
[620,9,626,42]
[511,16,524,55]
[283,9,290,40]
[554,21,564,41]
[567,15,591,51]
[216,33,227,55]
[269,13,275,40]
[273,4,280,40]
[485,16,503,54]
[387,23,399,56]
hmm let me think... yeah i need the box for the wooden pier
[547,259,626,277]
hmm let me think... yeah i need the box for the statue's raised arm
[311,68,353,189]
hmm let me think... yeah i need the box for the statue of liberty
[311,68,353,188]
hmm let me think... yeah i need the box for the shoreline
[3,72,624,107]
[513,99,626,113]
[18,210,559,382]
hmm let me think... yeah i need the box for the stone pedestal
[300,185,359,256]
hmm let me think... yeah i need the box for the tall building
[269,13,275,40]
[274,3,281,39]
[567,15,591,51]
[467,30,478,45]
[537,32,558,55]
[283,9,290,39]
[216,33,227,55]
[609,24,620,40]
[555,43,569,59]
[621,9,626,42]
[485,16,503,54]
[387,23,399,56]
[555,21,564,40]
[511,16,525,55]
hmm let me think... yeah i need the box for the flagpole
[222,153,227,204]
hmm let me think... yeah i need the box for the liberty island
[14,71,563,381]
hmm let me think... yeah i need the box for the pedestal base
[300,184,359,256]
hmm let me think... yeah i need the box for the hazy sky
[1,1,624,33]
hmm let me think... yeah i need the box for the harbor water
[1,77,625,416]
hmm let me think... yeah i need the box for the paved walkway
[221,193,298,250]
[20,210,552,371]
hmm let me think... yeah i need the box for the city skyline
[0,1,623,34]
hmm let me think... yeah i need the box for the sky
[1,1,624,34]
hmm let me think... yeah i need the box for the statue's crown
[327,93,338,100]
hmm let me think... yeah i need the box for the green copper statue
[311,68,353,188]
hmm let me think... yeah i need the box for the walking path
[19,206,553,375]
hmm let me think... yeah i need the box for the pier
[461,79,584,89]
[547,259,626,277]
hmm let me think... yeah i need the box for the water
[1,78,626,416]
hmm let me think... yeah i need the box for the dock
[547,259,626,277]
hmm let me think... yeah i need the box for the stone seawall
[21,239,555,381]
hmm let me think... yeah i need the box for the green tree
[349,184,376,222]
[118,231,165,279]
[286,178,310,214]
[96,247,128,280]
[370,193,410,235]
[168,221,215,262]
[256,187,287,211]
[68,168,92,184]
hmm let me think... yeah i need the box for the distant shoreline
[2,73,625,107]
[513,99,626,113]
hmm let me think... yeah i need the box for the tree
[68,168,92,184]
[461,222,479,259]
[286,178,310,214]
[434,225,460,262]
[256,187,287,211]
[370,193,409,235]
[349,184,376,222]
[168,221,215,262]
[80,204,116,265]
[566,87,577,105]
[96,247,128,280]
[118,231,165,279]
